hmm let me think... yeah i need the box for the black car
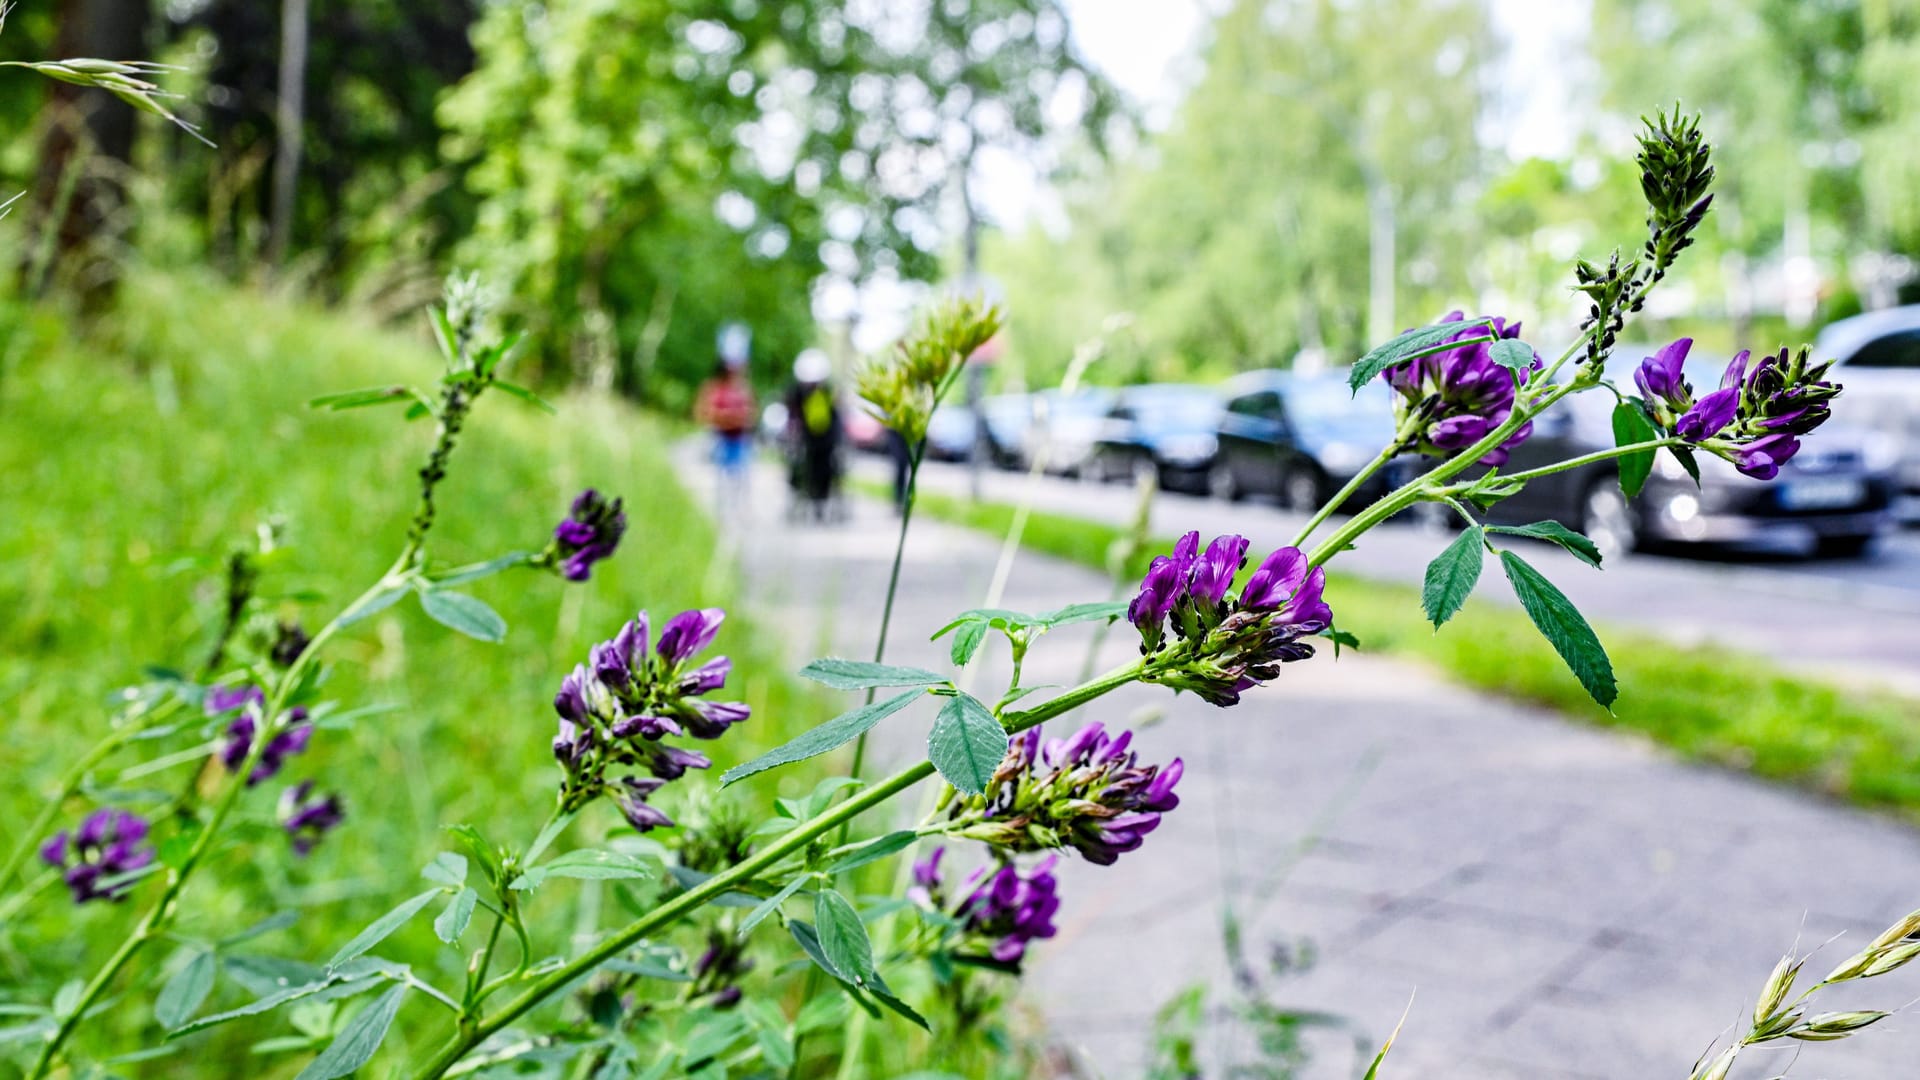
[1086,384,1224,492]
[1473,351,1898,559]
[1211,372,1401,508]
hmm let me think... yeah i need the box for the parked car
[1815,304,1920,518]
[1029,388,1116,477]
[979,393,1036,469]
[1211,371,1401,508]
[1474,349,1898,558]
[1087,384,1225,492]
[924,404,979,462]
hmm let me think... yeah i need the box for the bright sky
[835,0,1591,349]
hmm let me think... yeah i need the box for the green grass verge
[0,272,830,1069]
[886,481,1920,814]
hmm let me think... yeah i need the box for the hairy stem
[408,660,1147,1080]
[1464,437,1680,488]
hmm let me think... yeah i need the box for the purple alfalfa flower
[958,856,1063,964]
[1634,337,1692,413]
[220,707,314,787]
[41,808,154,903]
[279,782,345,856]
[950,721,1183,866]
[1675,387,1739,441]
[1182,530,1244,611]
[555,664,592,724]
[1636,338,1740,442]
[551,489,627,582]
[657,608,726,667]
[910,846,946,907]
[682,699,751,739]
[615,776,675,832]
[678,656,731,696]
[204,683,265,717]
[1382,312,1542,466]
[549,606,745,828]
[642,744,712,781]
[1733,433,1801,480]
[1152,543,1332,707]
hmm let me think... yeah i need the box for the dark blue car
[1086,384,1225,492]
[1210,372,1400,508]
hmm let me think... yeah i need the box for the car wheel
[1814,534,1876,559]
[1132,455,1159,489]
[1207,460,1241,502]
[1283,468,1326,512]
[1581,482,1639,561]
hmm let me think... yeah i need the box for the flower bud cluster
[206,682,346,856]
[1636,107,1715,285]
[1129,532,1333,706]
[40,808,155,904]
[911,847,1061,965]
[854,297,1003,445]
[207,684,312,786]
[548,488,627,582]
[941,721,1182,866]
[1636,339,1840,479]
[1382,312,1543,466]
[550,608,750,832]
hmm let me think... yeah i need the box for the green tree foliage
[989,0,1492,386]
[440,0,1121,403]
[1592,0,1920,313]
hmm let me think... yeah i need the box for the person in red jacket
[694,353,756,517]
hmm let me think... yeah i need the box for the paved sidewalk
[715,460,1920,1078]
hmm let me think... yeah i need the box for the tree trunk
[267,0,309,266]
[27,0,153,302]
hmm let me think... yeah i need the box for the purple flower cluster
[913,848,1062,965]
[207,683,314,787]
[947,721,1182,866]
[1129,532,1333,706]
[550,488,627,581]
[40,808,154,904]
[1383,312,1543,466]
[551,608,750,831]
[1636,340,1841,479]
[279,782,346,856]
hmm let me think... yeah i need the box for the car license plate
[1779,477,1865,510]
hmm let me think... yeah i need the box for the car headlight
[1157,435,1218,464]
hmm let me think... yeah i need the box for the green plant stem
[1469,437,1681,488]
[408,659,1148,1080]
[1289,412,1424,550]
[0,869,56,925]
[1307,364,1595,572]
[846,441,924,783]
[26,560,401,1078]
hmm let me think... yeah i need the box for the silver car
[1815,305,1920,517]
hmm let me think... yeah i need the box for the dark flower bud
[549,489,626,582]
[278,782,346,856]
[269,621,311,667]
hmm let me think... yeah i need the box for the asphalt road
[865,456,1920,694]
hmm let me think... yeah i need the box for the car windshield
[1286,378,1396,438]
[1128,390,1220,430]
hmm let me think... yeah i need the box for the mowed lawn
[892,484,1920,813]
[0,273,823,1067]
